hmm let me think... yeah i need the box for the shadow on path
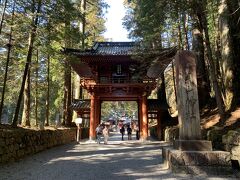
[0,133,237,180]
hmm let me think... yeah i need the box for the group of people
[96,123,109,144]
[119,124,139,141]
[120,125,132,141]
[95,122,140,144]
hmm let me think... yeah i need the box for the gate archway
[65,42,176,140]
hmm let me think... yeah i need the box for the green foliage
[101,101,138,121]
[0,0,107,125]
[123,0,191,49]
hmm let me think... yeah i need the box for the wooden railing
[80,77,155,85]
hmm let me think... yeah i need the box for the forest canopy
[0,0,108,127]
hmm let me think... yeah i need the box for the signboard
[75,118,83,124]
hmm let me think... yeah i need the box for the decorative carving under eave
[82,82,155,98]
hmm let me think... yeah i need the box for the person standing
[96,124,103,144]
[120,126,125,141]
[102,125,109,144]
[127,125,132,140]
[135,124,139,140]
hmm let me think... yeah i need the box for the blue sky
[103,0,130,41]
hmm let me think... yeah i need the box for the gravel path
[0,132,237,180]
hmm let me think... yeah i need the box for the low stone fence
[0,127,76,164]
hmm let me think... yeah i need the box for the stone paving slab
[0,132,238,180]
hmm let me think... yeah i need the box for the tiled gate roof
[64,42,136,56]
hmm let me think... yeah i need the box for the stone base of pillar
[89,136,96,141]
[162,147,233,175]
[140,136,149,142]
[173,140,212,151]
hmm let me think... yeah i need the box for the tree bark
[182,13,190,50]
[12,0,42,127]
[192,26,211,108]
[22,69,31,126]
[35,49,39,126]
[226,0,240,107]
[81,0,86,49]
[64,60,72,126]
[0,0,7,35]
[0,0,15,123]
[72,74,80,120]
[177,15,183,50]
[73,0,87,120]
[193,1,226,122]
[45,54,50,126]
[172,61,177,103]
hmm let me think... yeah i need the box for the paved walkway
[0,132,237,180]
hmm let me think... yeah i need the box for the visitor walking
[96,124,103,144]
[127,125,132,140]
[103,125,109,144]
[135,125,139,140]
[120,126,125,141]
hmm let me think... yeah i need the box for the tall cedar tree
[12,0,42,127]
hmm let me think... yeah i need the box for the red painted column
[142,95,148,140]
[89,94,96,140]
[95,97,100,129]
[138,97,143,139]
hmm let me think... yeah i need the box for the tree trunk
[12,0,42,127]
[45,54,50,126]
[22,69,31,127]
[192,25,211,108]
[81,0,86,49]
[72,0,87,120]
[63,8,73,126]
[193,1,226,122]
[0,41,12,123]
[226,0,240,107]
[64,61,72,126]
[80,0,86,99]
[182,13,190,50]
[0,0,15,123]
[0,44,11,123]
[177,15,183,50]
[172,60,177,103]
[35,49,39,126]
[0,0,7,35]
[72,74,80,120]
[215,31,226,101]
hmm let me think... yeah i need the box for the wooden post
[77,124,80,142]
[89,94,96,140]
[142,95,148,140]
[76,117,82,143]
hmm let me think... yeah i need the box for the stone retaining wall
[0,128,76,164]
[163,147,232,175]
[164,126,179,142]
[222,129,240,170]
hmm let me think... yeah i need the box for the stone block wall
[164,126,179,142]
[222,129,240,170]
[0,128,76,164]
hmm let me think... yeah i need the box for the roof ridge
[92,42,99,51]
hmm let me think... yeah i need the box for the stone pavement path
[0,132,237,180]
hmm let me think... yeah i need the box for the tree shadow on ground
[0,142,202,180]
